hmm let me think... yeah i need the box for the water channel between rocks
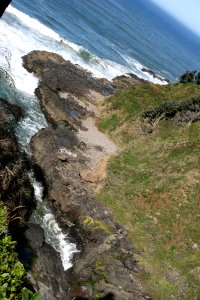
[0,63,77,270]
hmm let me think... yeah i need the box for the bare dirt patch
[78,117,117,183]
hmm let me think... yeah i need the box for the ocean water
[1,0,200,270]
[3,0,200,87]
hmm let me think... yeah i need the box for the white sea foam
[7,6,61,41]
[7,5,83,53]
[122,55,168,85]
[0,16,40,94]
[2,5,166,86]
[30,177,77,270]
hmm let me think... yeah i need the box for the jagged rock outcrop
[23,50,150,300]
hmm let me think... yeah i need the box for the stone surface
[23,50,149,299]
[25,224,70,300]
[25,223,44,250]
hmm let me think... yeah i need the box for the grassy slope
[97,82,200,299]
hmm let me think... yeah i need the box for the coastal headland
[22,50,149,300]
[1,49,200,299]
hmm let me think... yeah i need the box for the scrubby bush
[0,235,25,299]
[179,71,200,85]
[142,101,178,121]
[142,97,200,127]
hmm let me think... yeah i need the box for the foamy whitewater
[0,5,169,270]
[0,64,77,271]
[2,5,167,89]
[30,175,77,270]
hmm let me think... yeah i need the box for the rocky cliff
[23,50,150,300]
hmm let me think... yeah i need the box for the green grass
[97,82,200,299]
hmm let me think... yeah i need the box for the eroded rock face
[0,98,35,230]
[23,51,149,300]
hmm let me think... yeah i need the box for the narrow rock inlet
[0,65,78,299]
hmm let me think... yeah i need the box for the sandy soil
[60,90,117,183]
[78,117,117,183]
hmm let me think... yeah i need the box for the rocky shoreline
[0,84,73,299]
[21,50,151,300]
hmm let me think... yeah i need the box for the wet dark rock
[23,51,149,299]
[94,281,143,300]
[25,223,44,250]
[73,294,115,300]
[141,68,170,83]
[111,69,170,90]
[24,224,70,300]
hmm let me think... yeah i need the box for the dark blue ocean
[1,0,200,85]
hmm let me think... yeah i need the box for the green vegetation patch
[0,235,25,299]
[97,82,200,299]
[0,203,40,300]
[98,82,200,130]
